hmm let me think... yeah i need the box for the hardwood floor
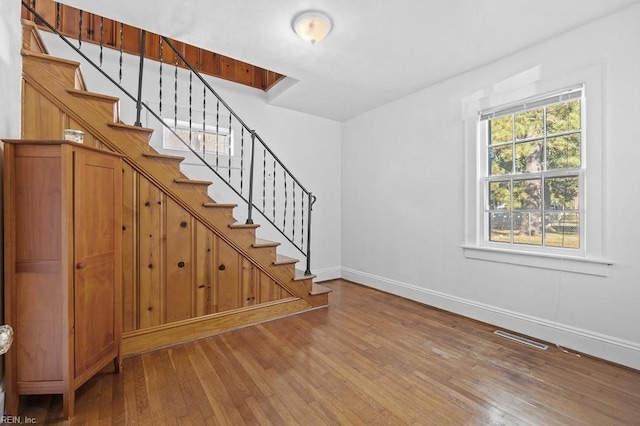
[16,279,640,425]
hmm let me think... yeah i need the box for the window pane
[489,212,511,243]
[489,115,513,144]
[202,132,228,154]
[489,181,511,210]
[545,176,579,210]
[545,212,580,248]
[512,179,542,210]
[489,145,513,175]
[547,135,581,170]
[515,108,544,140]
[515,140,543,173]
[546,100,581,135]
[514,212,543,245]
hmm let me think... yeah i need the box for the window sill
[461,245,613,276]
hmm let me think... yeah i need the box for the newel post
[305,193,316,276]
[246,130,256,224]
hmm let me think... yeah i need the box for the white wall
[0,0,22,415]
[41,33,342,280]
[342,4,640,369]
[0,1,22,136]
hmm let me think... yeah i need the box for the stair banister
[21,0,316,275]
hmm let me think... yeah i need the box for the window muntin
[482,87,583,251]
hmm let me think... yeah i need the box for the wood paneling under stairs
[15,280,640,425]
[19,20,329,357]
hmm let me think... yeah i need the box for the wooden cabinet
[3,140,124,419]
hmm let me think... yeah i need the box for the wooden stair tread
[21,49,78,67]
[143,152,185,162]
[253,239,280,248]
[229,223,260,229]
[203,202,238,208]
[174,178,212,186]
[274,254,298,266]
[310,283,332,295]
[108,121,154,136]
[66,88,119,102]
[294,270,317,281]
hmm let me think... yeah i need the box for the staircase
[19,20,330,356]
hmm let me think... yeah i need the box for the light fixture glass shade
[292,11,333,45]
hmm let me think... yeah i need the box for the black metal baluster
[55,2,60,31]
[240,127,245,195]
[301,193,305,249]
[292,182,296,242]
[118,23,124,84]
[228,114,232,182]
[99,17,104,67]
[283,172,287,232]
[159,38,163,119]
[78,10,83,48]
[272,159,276,222]
[174,53,178,129]
[202,87,206,158]
[134,30,146,127]
[189,72,192,147]
[215,100,220,169]
[262,149,266,213]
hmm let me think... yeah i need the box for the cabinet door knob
[76,262,87,269]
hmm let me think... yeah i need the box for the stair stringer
[20,38,329,354]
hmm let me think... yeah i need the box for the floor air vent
[493,330,549,350]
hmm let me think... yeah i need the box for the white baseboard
[341,267,640,371]
[312,266,342,283]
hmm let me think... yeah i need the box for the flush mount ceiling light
[292,11,333,45]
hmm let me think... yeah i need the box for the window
[162,119,233,156]
[463,66,610,275]
[480,86,583,252]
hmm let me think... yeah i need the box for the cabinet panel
[165,198,193,322]
[195,222,213,316]
[215,239,240,312]
[73,149,121,377]
[259,272,286,302]
[242,258,257,306]
[138,176,163,328]
[14,155,62,261]
[74,257,117,375]
[122,164,137,332]
[16,272,64,382]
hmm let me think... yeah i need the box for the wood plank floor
[17,279,640,425]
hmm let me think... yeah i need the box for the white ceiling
[60,0,640,121]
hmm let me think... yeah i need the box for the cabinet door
[73,149,122,377]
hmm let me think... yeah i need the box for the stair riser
[67,90,119,123]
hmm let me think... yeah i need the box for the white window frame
[462,65,612,276]
[162,118,234,156]
[479,86,585,256]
